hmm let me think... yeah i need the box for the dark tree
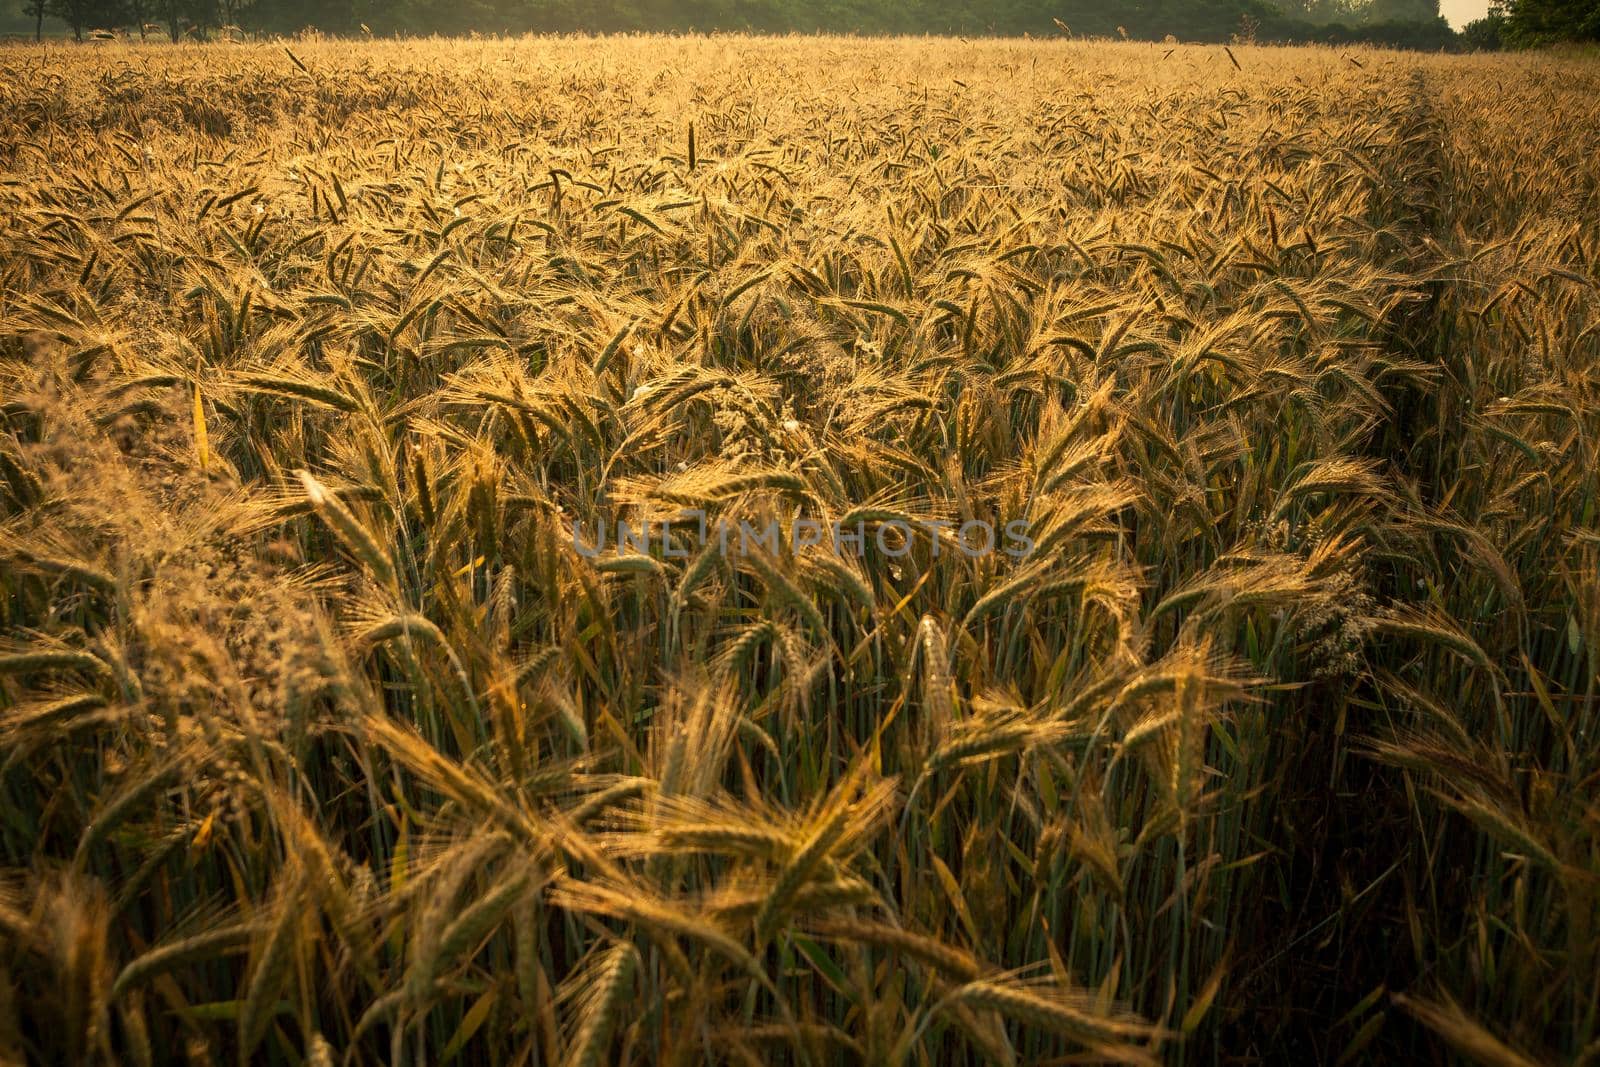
[124,0,149,36]
[155,0,214,40]
[1462,1,1508,47]
[19,0,47,38]
[15,0,1478,49]
[44,0,124,38]
[1364,0,1439,21]
[1502,0,1600,43]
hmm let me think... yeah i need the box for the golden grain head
[0,31,1596,1067]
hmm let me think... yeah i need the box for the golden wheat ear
[1,32,1598,1067]
[1392,992,1547,1067]
[558,939,639,1067]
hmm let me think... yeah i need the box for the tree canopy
[1464,0,1600,46]
[8,0,1464,48]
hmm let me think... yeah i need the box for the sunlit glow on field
[1,36,1597,1066]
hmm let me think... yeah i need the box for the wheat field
[0,35,1597,1066]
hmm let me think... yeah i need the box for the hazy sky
[1441,0,1491,26]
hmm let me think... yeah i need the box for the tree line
[6,0,1594,49]
[1462,0,1599,48]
